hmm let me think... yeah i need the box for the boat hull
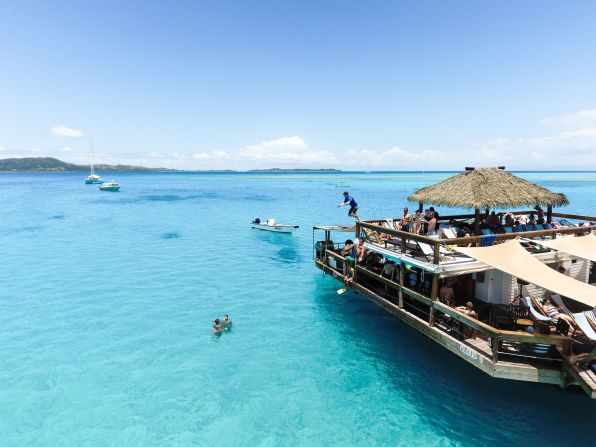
[99,186,120,191]
[251,224,298,233]
[85,179,102,184]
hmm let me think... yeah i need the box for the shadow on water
[253,231,302,265]
[160,232,181,239]
[49,214,65,220]
[0,225,45,236]
[312,277,596,445]
[91,191,221,205]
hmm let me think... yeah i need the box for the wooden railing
[319,250,573,365]
[357,221,595,265]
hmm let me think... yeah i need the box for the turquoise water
[1,171,595,446]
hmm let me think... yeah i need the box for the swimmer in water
[222,314,232,331]
[212,319,222,335]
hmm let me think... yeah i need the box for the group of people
[212,314,233,335]
[399,207,440,235]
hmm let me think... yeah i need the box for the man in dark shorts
[338,191,360,220]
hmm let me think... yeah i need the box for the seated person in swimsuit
[456,301,477,317]
[356,238,366,263]
[341,239,357,259]
[541,297,577,329]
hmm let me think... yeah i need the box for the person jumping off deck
[338,191,360,220]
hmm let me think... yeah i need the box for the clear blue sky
[1,0,595,169]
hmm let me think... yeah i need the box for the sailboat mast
[90,137,95,176]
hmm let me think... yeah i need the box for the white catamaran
[85,139,103,184]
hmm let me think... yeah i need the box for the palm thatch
[408,167,569,209]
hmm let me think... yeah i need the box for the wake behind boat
[251,218,298,234]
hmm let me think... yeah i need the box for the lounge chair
[503,226,513,233]
[441,227,458,239]
[573,312,596,341]
[523,296,553,323]
[414,241,456,262]
[526,224,537,231]
[513,225,527,232]
[534,223,544,231]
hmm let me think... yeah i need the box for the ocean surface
[1,171,595,446]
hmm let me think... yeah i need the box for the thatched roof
[408,167,569,209]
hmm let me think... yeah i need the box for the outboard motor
[253,218,261,224]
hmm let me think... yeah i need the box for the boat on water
[251,218,299,233]
[313,166,596,399]
[99,180,120,191]
[84,139,103,184]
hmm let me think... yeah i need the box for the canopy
[455,240,596,308]
[408,167,568,209]
[535,233,596,263]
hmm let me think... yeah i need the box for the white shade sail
[455,240,596,308]
[535,233,596,263]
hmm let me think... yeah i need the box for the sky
[1,0,596,170]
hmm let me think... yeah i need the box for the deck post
[400,234,406,253]
[428,274,439,327]
[547,205,553,223]
[432,241,440,265]
[398,261,405,308]
[474,208,480,245]
[324,230,330,264]
[491,335,499,363]
[418,201,423,213]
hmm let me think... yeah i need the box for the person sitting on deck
[222,315,232,331]
[356,238,366,263]
[213,319,223,335]
[439,280,456,307]
[528,214,537,225]
[456,301,477,317]
[381,260,396,280]
[341,239,357,259]
[338,191,360,220]
[535,205,544,222]
[399,207,412,232]
[541,297,577,329]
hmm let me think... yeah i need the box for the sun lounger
[414,241,456,262]
[441,228,458,239]
[503,226,513,233]
[523,296,552,322]
[573,312,596,341]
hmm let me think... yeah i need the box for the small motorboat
[99,180,120,191]
[251,218,298,234]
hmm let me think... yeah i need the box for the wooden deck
[315,259,595,397]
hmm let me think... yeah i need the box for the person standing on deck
[399,207,412,232]
[338,191,360,220]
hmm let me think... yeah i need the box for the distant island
[0,157,343,173]
[0,157,179,172]
[248,168,342,172]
